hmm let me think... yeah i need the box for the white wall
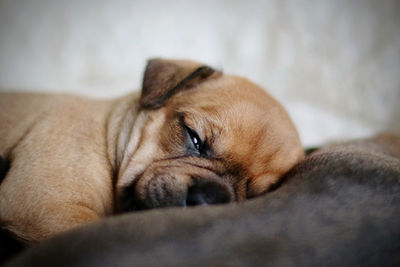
[0,0,399,146]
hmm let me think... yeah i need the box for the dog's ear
[140,58,220,109]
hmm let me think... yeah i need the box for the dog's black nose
[186,182,232,206]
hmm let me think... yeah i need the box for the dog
[5,134,399,267]
[0,58,304,244]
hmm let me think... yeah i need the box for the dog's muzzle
[118,158,235,211]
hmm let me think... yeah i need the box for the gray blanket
[5,134,400,267]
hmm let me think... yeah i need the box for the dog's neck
[106,92,169,195]
[106,92,144,181]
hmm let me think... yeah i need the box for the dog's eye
[185,125,203,152]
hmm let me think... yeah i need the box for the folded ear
[140,58,221,109]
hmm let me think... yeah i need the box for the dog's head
[116,58,304,211]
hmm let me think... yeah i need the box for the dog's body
[0,93,116,242]
[0,59,303,244]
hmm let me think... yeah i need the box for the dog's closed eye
[185,125,202,152]
[178,114,205,156]
[184,124,206,157]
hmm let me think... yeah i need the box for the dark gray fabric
[5,137,400,267]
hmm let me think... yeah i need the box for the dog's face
[117,59,304,211]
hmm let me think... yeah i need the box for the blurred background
[0,0,399,147]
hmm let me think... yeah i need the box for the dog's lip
[116,155,240,212]
[121,170,236,211]
[149,176,234,208]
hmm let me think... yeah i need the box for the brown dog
[0,58,304,244]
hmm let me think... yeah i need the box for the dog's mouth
[117,158,235,212]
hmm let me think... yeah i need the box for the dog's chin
[118,173,234,212]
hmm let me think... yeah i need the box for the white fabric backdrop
[0,0,399,146]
